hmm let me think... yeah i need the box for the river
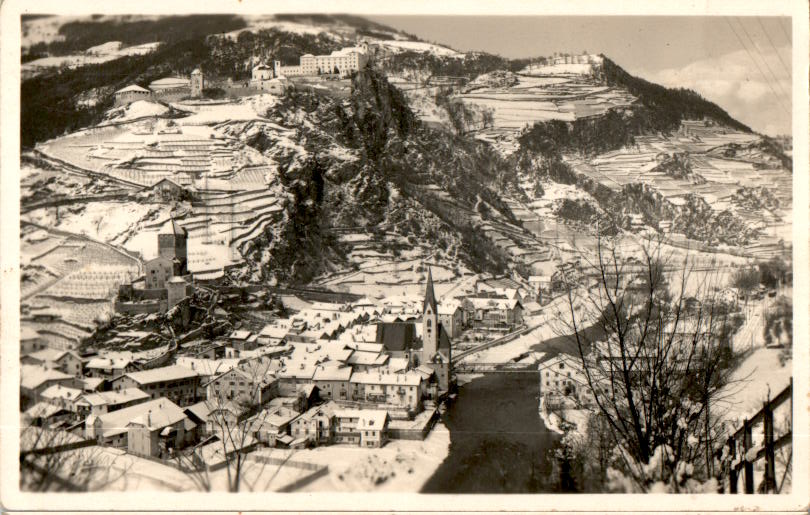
[421,371,560,493]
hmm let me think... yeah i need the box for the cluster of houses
[20,271,454,462]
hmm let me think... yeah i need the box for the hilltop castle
[115,220,193,315]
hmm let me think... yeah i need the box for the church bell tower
[422,268,439,362]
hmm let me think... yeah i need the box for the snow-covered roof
[347,350,388,367]
[174,357,240,377]
[466,297,522,311]
[20,365,72,390]
[25,402,68,420]
[115,84,150,94]
[349,370,422,387]
[124,365,198,385]
[230,329,253,340]
[97,398,185,435]
[23,348,74,363]
[358,410,387,430]
[86,356,133,370]
[437,302,462,316]
[149,77,190,89]
[21,326,41,340]
[312,365,353,382]
[40,384,83,402]
[258,325,289,340]
[77,387,149,407]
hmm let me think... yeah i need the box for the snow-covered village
[9,11,800,502]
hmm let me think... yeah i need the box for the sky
[369,16,792,136]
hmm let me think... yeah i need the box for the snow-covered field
[376,39,461,57]
[716,346,792,436]
[85,420,450,492]
[22,41,161,77]
[102,101,170,124]
[25,201,162,245]
[171,95,278,125]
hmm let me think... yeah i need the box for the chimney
[147,410,152,426]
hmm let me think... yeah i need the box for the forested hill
[600,56,751,134]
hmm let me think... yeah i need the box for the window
[559,363,564,369]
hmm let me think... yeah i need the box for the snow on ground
[25,201,159,245]
[716,347,792,426]
[171,95,277,125]
[296,421,451,492]
[223,16,337,39]
[22,42,161,77]
[102,101,170,124]
[281,295,313,312]
[376,39,462,57]
[520,62,598,76]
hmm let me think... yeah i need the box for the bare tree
[20,425,131,491]
[554,235,744,492]
[184,358,293,492]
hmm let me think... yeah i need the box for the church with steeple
[375,268,452,392]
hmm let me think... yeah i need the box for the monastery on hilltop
[271,42,370,78]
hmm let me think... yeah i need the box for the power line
[756,17,791,77]
[736,17,789,101]
[725,17,790,116]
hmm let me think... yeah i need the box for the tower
[422,267,439,362]
[190,68,204,97]
[167,277,188,308]
[158,219,188,275]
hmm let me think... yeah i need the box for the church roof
[159,218,187,237]
[375,323,420,352]
[423,268,437,314]
[437,324,451,350]
[374,322,450,353]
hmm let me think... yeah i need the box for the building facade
[272,44,370,78]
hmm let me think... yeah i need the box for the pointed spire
[423,267,437,314]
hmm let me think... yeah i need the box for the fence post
[763,400,776,493]
[728,437,738,494]
[743,419,754,494]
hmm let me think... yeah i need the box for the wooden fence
[721,379,792,494]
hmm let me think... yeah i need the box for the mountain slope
[21,14,792,292]
[222,68,524,284]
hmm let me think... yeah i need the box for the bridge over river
[453,361,538,374]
